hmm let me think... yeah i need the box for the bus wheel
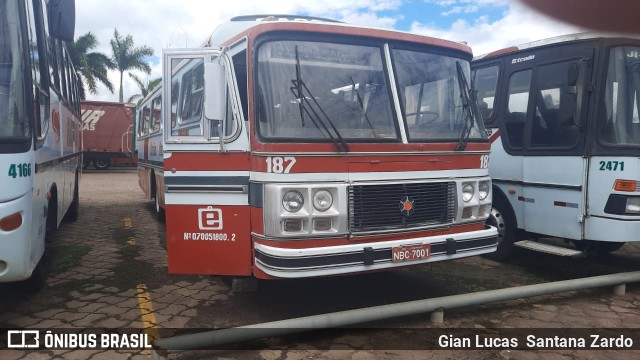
[94,158,111,170]
[484,198,516,261]
[65,174,80,222]
[155,194,165,222]
[572,240,625,256]
[21,206,54,292]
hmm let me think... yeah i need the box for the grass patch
[52,244,91,273]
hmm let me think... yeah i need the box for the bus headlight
[478,181,490,200]
[282,191,304,213]
[627,197,640,214]
[462,183,474,202]
[313,190,333,212]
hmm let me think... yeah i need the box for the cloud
[411,1,585,56]
[441,5,479,16]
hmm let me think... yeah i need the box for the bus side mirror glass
[47,0,75,42]
[567,63,579,87]
[204,62,226,123]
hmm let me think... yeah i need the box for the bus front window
[392,49,486,142]
[256,40,398,142]
[0,0,29,140]
[601,46,640,146]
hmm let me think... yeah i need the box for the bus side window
[472,65,499,123]
[152,95,162,133]
[170,82,179,130]
[232,50,248,121]
[25,0,50,141]
[142,103,150,135]
[48,37,60,93]
[530,61,580,148]
[174,59,204,136]
[505,69,531,149]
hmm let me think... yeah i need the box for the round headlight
[478,181,490,200]
[462,183,474,202]
[313,190,333,211]
[282,191,304,212]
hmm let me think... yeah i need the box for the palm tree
[127,74,161,103]
[67,32,114,99]
[110,28,154,102]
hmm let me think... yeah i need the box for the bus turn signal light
[614,180,637,192]
[0,212,23,232]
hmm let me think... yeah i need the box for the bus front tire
[484,198,516,261]
[64,175,79,222]
[155,194,165,222]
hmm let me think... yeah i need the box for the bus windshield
[256,40,398,142]
[601,46,640,146]
[393,48,485,142]
[0,0,29,140]
[255,38,485,144]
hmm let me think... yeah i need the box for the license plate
[392,244,430,263]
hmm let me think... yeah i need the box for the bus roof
[474,32,640,61]
[202,14,472,54]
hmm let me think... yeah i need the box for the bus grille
[349,182,456,233]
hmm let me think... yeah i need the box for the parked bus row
[0,0,80,290]
[2,2,638,291]
[137,16,639,283]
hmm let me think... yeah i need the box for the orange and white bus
[137,15,498,280]
[0,0,80,290]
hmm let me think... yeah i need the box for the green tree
[67,32,114,99]
[127,74,161,103]
[110,28,154,102]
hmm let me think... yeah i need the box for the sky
[75,0,585,102]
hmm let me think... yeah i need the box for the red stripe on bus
[163,152,251,171]
[489,130,501,143]
[252,154,485,173]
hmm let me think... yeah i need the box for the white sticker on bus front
[198,207,223,230]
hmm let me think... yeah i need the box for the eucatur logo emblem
[399,196,415,217]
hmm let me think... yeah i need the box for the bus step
[514,240,583,257]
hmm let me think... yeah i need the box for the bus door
[162,49,251,275]
[507,46,593,240]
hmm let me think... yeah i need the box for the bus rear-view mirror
[204,62,226,123]
[47,0,75,42]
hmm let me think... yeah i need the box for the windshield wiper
[349,76,377,136]
[289,46,349,152]
[454,61,477,151]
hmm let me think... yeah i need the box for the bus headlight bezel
[313,189,333,212]
[478,180,490,200]
[282,191,304,213]
[462,183,475,203]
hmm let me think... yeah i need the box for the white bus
[0,0,80,290]
[472,33,640,259]
[137,15,498,281]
